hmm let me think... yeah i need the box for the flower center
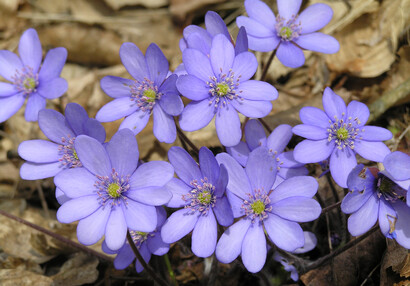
[216,83,230,97]
[275,15,302,41]
[130,78,162,112]
[12,66,39,95]
[95,169,130,207]
[129,230,154,249]
[327,115,362,150]
[182,178,216,215]
[242,189,272,222]
[207,70,243,108]
[59,135,82,169]
[376,175,406,203]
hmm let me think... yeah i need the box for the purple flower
[55,129,173,251]
[236,0,339,68]
[0,28,68,122]
[341,164,410,249]
[383,151,410,206]
[215,147,321,273]
[177,34,278,147]
[293,87,392,188]
[102,207,170,273]
[227,119,307,187]
[160,146,233,258]
[96,43,183,143]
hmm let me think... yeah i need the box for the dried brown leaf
[104,0,168,10]
[0,269,53,286]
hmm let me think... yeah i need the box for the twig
[393,125,410,151]
[258,118,272,134]
[359,261,381,286]
[260,49,278,82]
[0,208,113,262]
[325,213,333,252]
[321,201,341,214]
[175,124,199,155]
[126,231,170,286]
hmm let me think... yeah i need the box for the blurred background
[0,0,409,285]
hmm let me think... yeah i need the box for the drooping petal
[293,231,318,254]
[241,223,267,273]
[226,141,250,167]
[153,104,177,144]
[0,50,23,81]
[276,42,305,68]
[127,186,172,206]
[147,233,170,256]
[54,167,96,198]
[119,109,150,135]
[24,92,46,121]
[238,80,278,100]
[18,28,42,73]
[294,33,339,54]
[83,119,106,143]
[347,193,379,236]
[322,87,346,120]
[77,206,111,245]
[299,106,330,128]
[135,243,152,273]
[130,161,174,189]
[37,77,67,99]
[392,201,410,249]
[145,43,168,86]
[277,0,302,20]
[245,0,276,28]
[158,92,184,117]
[168,146,201,185]
[18,140,59,163]
[298,3,333,34]
[360,126,393,142]
[198,147,220,185]
[119,42,148,82]
[205,11,231,39]
[123,199,157,232]
[246,147,277,191]
[39,47,67,81]
[271,197,321,222]
[231,98,272,118]
[346,101,369,126]
[267,124,293,153]
[231,52,257,82]
[38,109,73,144]
[354,140,391,162]
[234,27,249,55]
[75,135,111,177]
[215,105,242,147]
[100,76,133,99]
[244,119,266,151]
[378,198,397,237]
[215,219,252,263]
[96,97,137,122]
[236,16,274,38]
[292,124,327,140]
[264,214,304,251]
[192,210,217,257]
[213,196,234,226]
[20,161,62,180]
[384,151,410,180]
[183,48,214,82]
[247,35,280,52]
[270,176,318,203]
[179,99,216,132]
[210,34,235,76]
[161,208,198,243]
[293,139,334,163]
[0,93,25,123]
[164,178,191,208]
[56,195,100,223]
[341,187,374,214]
[216,152,252,200]
[105,207,127,251]
[329,147,358,188]
[113,244,135,269]
[64,103,89,135]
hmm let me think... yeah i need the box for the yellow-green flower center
[23,78,36,90]
[337,127,349,140]
[107,183,121,198]
[143,88,157,102]
[280,27,292,40]
[197,191,212,205]
[251,200,265,215]
[136,231,147,236]
[216,83,230,96]
[72,148,79,160]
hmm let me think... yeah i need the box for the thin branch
[258,118,272,134]
[0,209,113,262]
[175,124,199,155]
[321,201,341,214]
[260,49,277,82]
[126,231,170,286]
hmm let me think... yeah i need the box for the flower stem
[0,208,113,262]
[175,124,199,155]
[257,118,272,133]
[164,254,178,286]
[321,201,341,214]
[260,48,277,82]
[126,231,170,286]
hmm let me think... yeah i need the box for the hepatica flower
[236,0,339,68]
[102,207,170,273]
[293,87,392,188]
[96,43,183,143]
[384,151,410,206]
[215,147,321,273]
[0,28,67,122]
[227,119,307,187]
[55,129,173,250]
[177,34,278,147]
[161,146,234,258]
[341,164,410,249]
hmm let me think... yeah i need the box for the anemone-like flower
[160,146,233,258]
[96,43,183,143]
[102,207,170,273]
[383,151,410,206]
[18,103,106,203]
[227,119,307,187]
[0,28,67,122]
[55,129,173,251]
[341,164,410,249]
[236,0,339,68]
[215,147,321,273]
[177,34,278,147]
[293,87,392,188]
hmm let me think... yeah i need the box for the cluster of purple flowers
[3,0,408,282]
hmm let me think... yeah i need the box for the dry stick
[260,49,277,82]
[0,208,113,262]
[258,118,273,134]
[175,124,199,155]
[359,261,381,286]
[321,201,342,214]
[126,231,170,286]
